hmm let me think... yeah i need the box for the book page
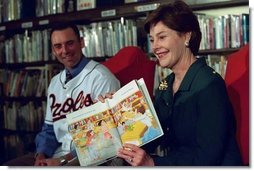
[66,78,163,165]
[66,102,122,166]
[107,78,164,147]
[137,78,164,145]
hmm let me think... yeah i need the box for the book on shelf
[66,78,164,166]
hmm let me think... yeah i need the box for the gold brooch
[159,80,168,90]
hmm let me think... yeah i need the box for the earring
[185,41,189,47]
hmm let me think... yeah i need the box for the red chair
[102,46,156,99]
[224,44,249,165]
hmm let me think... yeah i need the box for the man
[4,22,120,166]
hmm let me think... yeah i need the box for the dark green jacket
[147,58,242,166]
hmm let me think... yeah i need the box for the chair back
[224,44,249,165]
[102,46,156,99]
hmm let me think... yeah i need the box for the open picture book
[66,78,164,166]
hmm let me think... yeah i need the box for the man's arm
[35,123,60,158]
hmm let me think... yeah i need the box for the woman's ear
[184,32,192,47]
[185,32,192,42]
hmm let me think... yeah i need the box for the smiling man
[4,22,120,166]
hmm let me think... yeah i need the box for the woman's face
[51,27,84,70]
[149,21,187,69]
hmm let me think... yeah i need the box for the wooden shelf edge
[198,48,240,56]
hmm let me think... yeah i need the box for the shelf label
[21,22,33,28]
[135,3,160,12]
[101,9,116,17]
[0,26,6,31]
[39,20,49,25]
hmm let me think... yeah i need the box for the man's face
[51,27,83,70]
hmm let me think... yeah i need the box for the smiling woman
[116,0,243,166]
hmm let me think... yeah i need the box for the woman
[114,0,242,166]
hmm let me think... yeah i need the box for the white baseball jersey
[45,60,120,157]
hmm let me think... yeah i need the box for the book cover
[66,78,164,166]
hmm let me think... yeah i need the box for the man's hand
[34,153,46,166]
[34,153,74,166]
[36,158,62,166]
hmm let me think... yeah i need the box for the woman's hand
[117,143,154,166]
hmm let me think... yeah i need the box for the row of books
[2,69,47,97]
[81,19,137,57]
[0,0,69,23]
[198,13,249,50]
[0,0,147,23]
[0,0,22,23]
[1,29,51,64]
[147,13,249,53]
[3,101,46,131]
[0,0,36,23]
[0,19,137,64]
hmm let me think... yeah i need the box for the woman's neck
[172,55,196,94]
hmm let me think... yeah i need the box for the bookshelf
[0,0,249,164]
[0,0,248,32]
